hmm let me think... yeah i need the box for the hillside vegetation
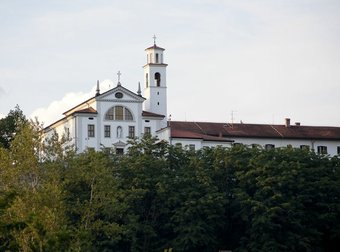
[0,120,339,251]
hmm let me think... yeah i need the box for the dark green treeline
[0,122,339,251]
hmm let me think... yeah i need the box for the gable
[97,85,145,103]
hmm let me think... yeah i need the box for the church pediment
[113,140,127,147]
[96,85,145,103]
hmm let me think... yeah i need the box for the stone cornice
[99,99,143,103]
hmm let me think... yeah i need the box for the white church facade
[44,42,167,154]
[44,41,340,156]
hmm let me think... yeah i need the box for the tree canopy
[0,105,27,149]
[0,119,339,251]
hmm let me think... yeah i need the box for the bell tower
[143,36,168,126]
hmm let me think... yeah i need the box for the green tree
[2,123,340,251]
[168,146,228,251]
[63,148,124,251]
[114,136,173,251]
[0,121,70,251]
[0,105,27,149]
[232,146,340,252]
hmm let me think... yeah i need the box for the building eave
[145,44,165,51]
[142,110,165,118]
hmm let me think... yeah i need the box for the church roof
[43,107,98,131]
[142,111,165,118]
[145,44,165,51]
[98,84,146,101]
[63,97,95,116]
[62,84,144,116]
[73,107,97,114]
[169,121,340,141]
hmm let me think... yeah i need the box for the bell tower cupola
[143,35,168,127]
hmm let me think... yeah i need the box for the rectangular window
[156,53,159,63]
[317,146,328,155]
[300,145,310,151]
[64,127,70,139]
[144,127,151,135]
[189,144,195,151]
[104,125,111,138]
[128,126,135,138]
[88,124,95,138]
[338,146,340,155]
[265,144,275,150]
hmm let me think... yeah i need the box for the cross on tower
[153,34,156,45]
[117,70,121,86]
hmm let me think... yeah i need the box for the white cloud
[30,80,113,126]
[2,1,340,127]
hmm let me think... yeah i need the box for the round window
[115,92,123,98]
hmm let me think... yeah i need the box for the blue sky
[1,0,340,126]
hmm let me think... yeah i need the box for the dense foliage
[0,121,339,251]
[0,105,27,149]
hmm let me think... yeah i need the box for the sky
[1,0,340,126]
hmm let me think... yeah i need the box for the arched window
[105,106,134,121]
[115,106,123,120]
[106,108,114,120]
[155,72,161,87]
[125,108,133,120]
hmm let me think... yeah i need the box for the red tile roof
[145,44,165,51]
[73,107,97,114]
[169,121,340,141]
[142,111,165,118]
[44,107,98,131]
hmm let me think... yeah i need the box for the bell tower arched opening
[155,72,161,87]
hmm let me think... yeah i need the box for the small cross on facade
[153,34,156,45]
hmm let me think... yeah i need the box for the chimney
[295,122,301,126]
[285,118,290,127]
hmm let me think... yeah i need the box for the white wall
[77,115,98,152]
[230,137,340,156]
[44,116,76,150]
